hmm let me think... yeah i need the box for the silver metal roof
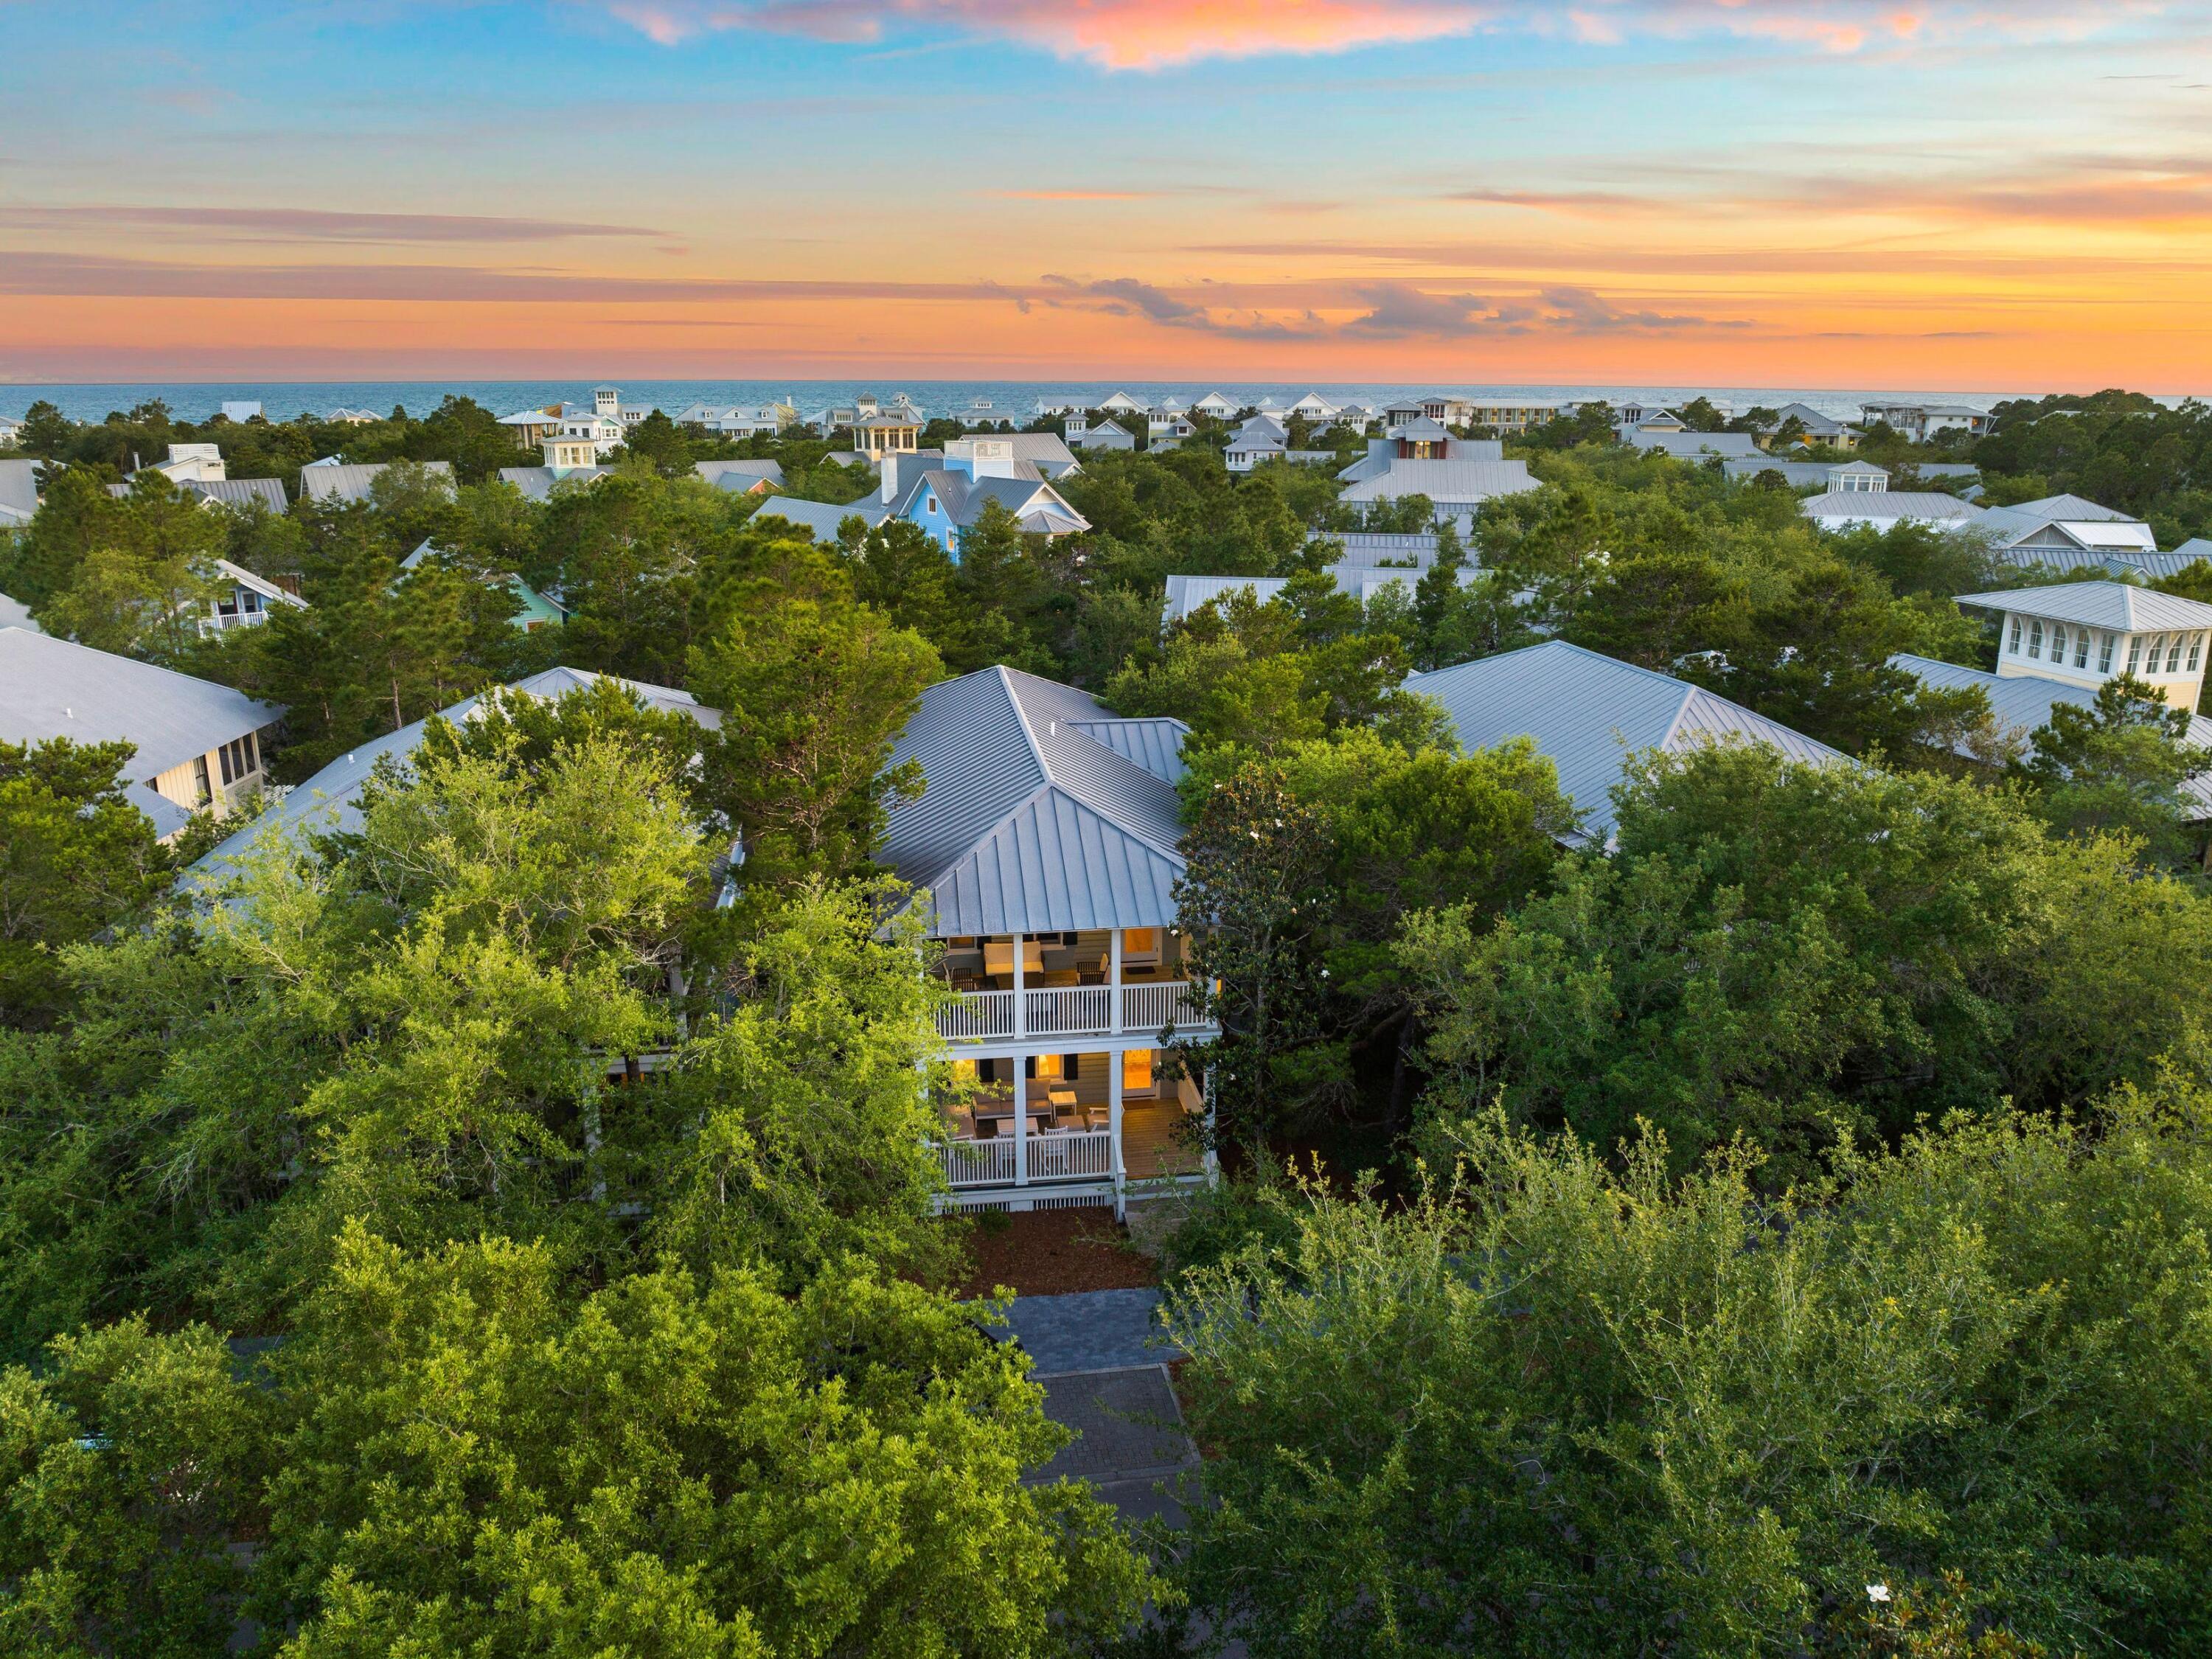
[879,667,1189,936]
[495,465,608,502]
[1893,652,2212,815]
[1408,639,1846,846]
[0,458,44,521]
[693,459,785,489]
[753,496,887,540]
[1310,530,1448,566]
[1955,581,2212,633]
[1802,490,1983,522]
[194,668,719,872]
[184,477,289,512]
[1338,458,1538,507]
[298,460,455,505]
[1164,564,1476,624]
[1989,546,2206,581]
[0,627,284,780]
[1621,430,1764,459]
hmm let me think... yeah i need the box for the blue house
[882,439,1088,563]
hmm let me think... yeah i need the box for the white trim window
[2074,630,2090,669]
[2168,636,2186,673]
[2191,634,2205,672]
[2008,616,2023,654]
[2127,636,2143,674]
[2051,625,2067,663]
[2099,632,2117,672]
[2028,619,2044,659]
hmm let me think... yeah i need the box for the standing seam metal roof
[1955,582,2212,633]
[1408,639,1845,845]
[1,628,284,779]
[879,667,1189,936]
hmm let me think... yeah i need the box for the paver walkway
[984,1286,1182,1373]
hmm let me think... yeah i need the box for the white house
[1065,415,1133,453]
[880,665,1215,1213]
[200,560,305,637]
[1190,392,1240,420]
[1759,401,1860,450]
[881,442,1089,559]
[496,386,644,458]
[1096,391,1150,417]
[1860,401,1994,442]
[0,413,24,448]
[1975,495,2159,570]
[1959,582,2212,711]
[497,437,611,501]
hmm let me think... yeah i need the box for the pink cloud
[583,0,2163,66]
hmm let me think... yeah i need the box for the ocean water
[0,378,2059,428]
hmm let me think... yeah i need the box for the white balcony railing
[942,1137,1019,1188]
[1026,1128,1114,1181]
[1025,985,1112,1037]
[936,989,1016,1041]
[1120,980,1207,1034]
[933,980,1209,1042]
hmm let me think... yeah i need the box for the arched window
[2191,634,2204,672]
[2100,633,2116,672]
[2008,616,2023,654]
[2051,625,2067,662]
[2169,636,2186,673]
[2127,635,2143,674]
[2028,619,2043,658]
[2075,630,2091,669]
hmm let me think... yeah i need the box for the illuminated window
[1122,1049,1154,1093]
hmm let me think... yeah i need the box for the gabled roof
[195,669,718,870]
[496,465,609,502]
[1990,546,2208,582]
[1955,581,2212,633]
[754,496,888,540]
[1164,564,1476,624]
[1408,640,1845,846]
[1391,416,1452,441]
[299,459,456,505]
[694,459,785,490]
[1623,429,1762,459]
[892,468,1088,535]
[1975,500,2155,552]
[0,458,44,524]
[184,477,289,512]
[1801,490,1983,522]
[1338,458,1538,506]
[879,667,1189,936]
[0,627,284,781]
[1893,652,2212,815]
[214,560,304,608]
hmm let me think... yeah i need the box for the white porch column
[1011,932,1026,1040]
[1108,928,1123,1033]
[1009,1054,1029,1189]
[1108,1045,1125,1216]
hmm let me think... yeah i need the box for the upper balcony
[931,927,1214,1045]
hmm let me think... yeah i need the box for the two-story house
[881,442,1089,560]
[1890,583,2212,834]
[881,666,1214,1213]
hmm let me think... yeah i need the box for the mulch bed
[950,1208,1161,1300]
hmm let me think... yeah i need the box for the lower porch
[939,1044,1208,1198]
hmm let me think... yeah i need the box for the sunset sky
[4,0,2210,390]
